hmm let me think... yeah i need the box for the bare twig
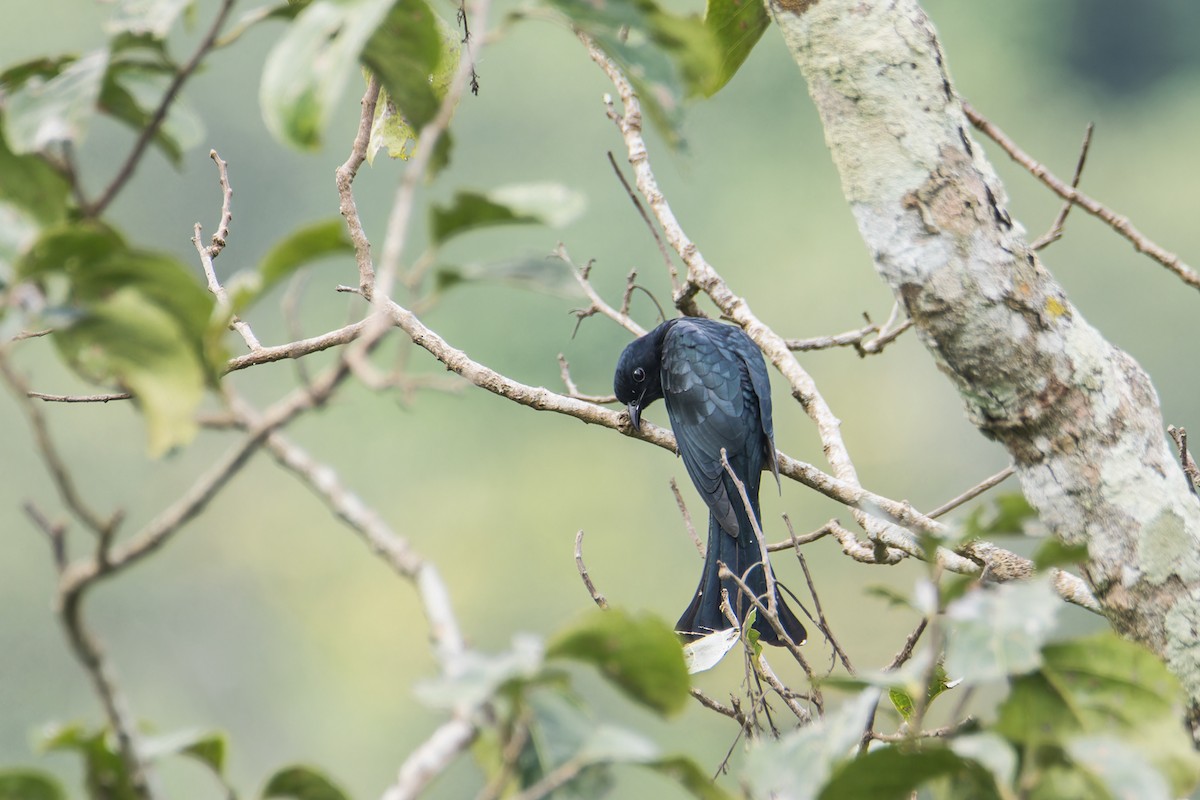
[88,0,236,217]
[205,150,234,258]
[336,74,382,295]
[193,153,260,350]
[28,391,133,403]
[381,714,478,800]
[925,464,1015,519]
[670,477,704,556]
[605,150,679,293]
[1168,425,1200,496]
[884,618,928,672]
[870,717,975,743]
[1032,123,1093,250]
[964,102,1200,290]
[556,354,616,404]
[785,309,912,357]
[224,320,370,373]
[574,530,609,609]
[559,244,646,337]
[785,517,854,674]
[690,687,748,727]
[0,352,116,535]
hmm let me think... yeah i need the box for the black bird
[614,318,807,647]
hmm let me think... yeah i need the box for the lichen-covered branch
[768,0,1200,735]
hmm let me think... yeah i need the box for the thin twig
[605,150,679,293]
[785,517,854,675]
[1032,123,1093,250]
[28,391,133,403]
[559,244,646,337]
[926,464,1015,519]
[964,102,1200,290]
[1168,425,1200,496]
[205,149,234,258]
[670,477,704,556]
[556,354,615,404]
[574,530,609,609]
[336,75,382,294]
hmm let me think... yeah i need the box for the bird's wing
[725,326,779,487]
[661,320,751,537]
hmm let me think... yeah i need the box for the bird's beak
[626,402,642,431]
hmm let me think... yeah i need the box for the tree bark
[767,0,1200,738]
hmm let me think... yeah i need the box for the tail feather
[676,513,807,647]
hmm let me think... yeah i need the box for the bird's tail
[675,513,808,647]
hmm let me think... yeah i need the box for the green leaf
[744,690,879,800]
[18,223,217,455]
[996,632,1200,796]
[0,122,71,225]
[518,689,614,799]
[142,729,227,775]
[58,287,207,456]
[262,765,350,800]
[886,660,956,723]
[416,634,544,711]
[0,56,75,91]
[818,746,985,800]
[949,733,1017,799]
[701,0,770,96]
[361,0,454,131]
[105,0,195,38]
[41,723,138,800]
[943,576,1059,684]
[963,492,1039,539]
[1067,736,1170,800]
[547,608,690,716]
[5,49,110,153]
[230,219,354,310]
[0,770,67,800]
[543,0,721,148]
[431,184,586,246]
[260,0,393,149]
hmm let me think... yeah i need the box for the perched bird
[614,317,807,647]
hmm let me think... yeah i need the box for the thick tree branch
[769,0,1200,736]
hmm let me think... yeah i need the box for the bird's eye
[632,367,646,382]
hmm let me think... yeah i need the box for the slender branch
[574,529,609,609]
[869,717,975,743]
[690,687,748,727]
[964,102,1200,290]
[559,244,646,337]
[28,391,133,403]
[224,320,370,373]
[1168,425,1200,495]
[0,351,116,535]
[925,464,1015,519]
[1031,123,1093,250]
[194,170,261,353]
[605,150,679,293]
[670,477,704,557]
[556,354,615,404]
[87,0,236,217]
[381,715,478,800]
[205,149,234,258]
[336,75,382,295]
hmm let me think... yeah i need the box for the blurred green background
[2,0,1199,797]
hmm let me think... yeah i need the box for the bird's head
[614,324,669,431]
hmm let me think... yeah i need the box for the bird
[614,317,807,647]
